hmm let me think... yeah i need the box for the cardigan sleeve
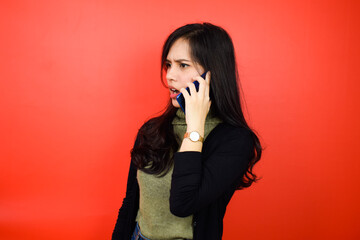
[111,135,140,240]
[169,127,254,217]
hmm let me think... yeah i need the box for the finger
[192,76,206,97]
[205,71,211,85]
[180,87,190,101]
[187,81,197,97]
[204,85,210,101]
[204,72,211,100]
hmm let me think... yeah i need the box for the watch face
[189,131,200,141]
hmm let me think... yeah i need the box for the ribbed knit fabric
[135,108,222,240]
[171,107,223,145]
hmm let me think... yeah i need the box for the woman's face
[165,38,205,108]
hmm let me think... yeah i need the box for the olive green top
[135,108,222,240]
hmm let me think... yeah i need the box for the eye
[180,63,189,68]
[164,62,171,70]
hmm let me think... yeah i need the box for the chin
[171,99,180,108]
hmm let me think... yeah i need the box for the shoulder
[133,116,161,146]
[134,117,158,137]
[208,123,253,142]
[204,123,254,155]
[139,117,155,130]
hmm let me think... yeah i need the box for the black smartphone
[176,71,207,113]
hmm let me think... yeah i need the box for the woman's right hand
[179,71,211,139]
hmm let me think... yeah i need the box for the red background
[1,0,359,239]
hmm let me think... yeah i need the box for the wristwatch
[184,131,204,143]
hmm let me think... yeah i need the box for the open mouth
[170,88,180,94]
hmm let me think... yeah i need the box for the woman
[112,22,262,240]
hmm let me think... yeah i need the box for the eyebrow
[166,58,192,63]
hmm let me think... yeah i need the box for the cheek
[179,75,194,87]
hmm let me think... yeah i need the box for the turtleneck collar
[172,107,223,146]
[172,107,222,126]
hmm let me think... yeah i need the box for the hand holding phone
[176,71,208,113]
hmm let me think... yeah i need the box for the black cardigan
[112,122,254,240]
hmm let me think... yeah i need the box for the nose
[166,67,176,82]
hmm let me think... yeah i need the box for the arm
[170,127,254,217]
[111,135,140,240]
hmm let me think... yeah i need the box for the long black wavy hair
[131,22,262,189]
